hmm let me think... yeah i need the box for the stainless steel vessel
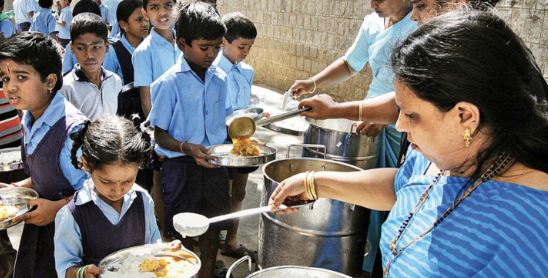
[258,158,370,276]
[227,256,352,278]
[304,118,379,169]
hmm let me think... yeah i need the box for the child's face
[179,38,222,70]
[71,33,108,75]
[59,0,69,8]
[143,0,175,31]
[222,37,255,64]
[86,160,139,204]
[0,59,56,118]
[120,8,150,39]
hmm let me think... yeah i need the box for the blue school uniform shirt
[148,56,232,158]
[29,7,56,36]
[22,93,87,188]
[213,52,254,111]
[103,35,136,81]
[0,19,14,38]
[132,27,181,87]
[57,6,72,40]
[380,151,548,277]
[344,12,416,99]
[54,180,161,277]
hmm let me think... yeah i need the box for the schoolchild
[0,32,87,278]
[59,13,122,121]
[30,0,59,42]
[212,11,258,259]
[54,115,160,278]
[93,0,114,31]
[131,0,179,117]
[0,0,14,41]
[103,0,150,119]
[56,0,72,47]
[147,2,230,277]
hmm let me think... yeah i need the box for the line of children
[147,2,231,277]
[0,32,87,277]
[56,0,72,47]
[54,115,160,278]
[131,0,179,117]
[59,12,122,121]
[30,0,59,42]
[213,11,259,259]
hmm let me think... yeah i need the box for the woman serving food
[271,10,548,277]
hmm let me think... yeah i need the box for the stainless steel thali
[0,187,39,230]
[0,147,24,172]
[99,243,200,278]
[208,144,276,167]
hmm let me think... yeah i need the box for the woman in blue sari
[272,10,547,277]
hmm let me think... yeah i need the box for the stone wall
[218,0,548,101]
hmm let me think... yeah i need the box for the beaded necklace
[383,152,515,276]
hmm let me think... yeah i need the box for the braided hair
[70,115,152,172]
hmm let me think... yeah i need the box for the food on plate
[102,252,199,278]
[0,204,18,222]
[231,138,261,156]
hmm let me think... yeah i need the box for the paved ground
[7,84,315,277]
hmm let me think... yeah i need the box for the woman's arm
[289,58,355,96]
[270,168,398,211]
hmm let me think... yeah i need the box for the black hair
[70,115,152,171]
[0,0,5,7]
[222,12,257,43]
[70,12,108,41]
[116,0,143,34]
[39,0,53,8]
[0,32,63,92]
[392,10,548,175]
[72,0,101,17]
[142,0,175,11]
[176,1,225,45]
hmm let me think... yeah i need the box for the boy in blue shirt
[148,2,230,277]
[212,11,258,259]
[131,0,179,117]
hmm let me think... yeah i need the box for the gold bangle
[310,78,317,94]
[358,101,363,122]
[309,171,317,200]
[304,171,312,200]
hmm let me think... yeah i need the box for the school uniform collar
[176,55,217,76]
[120,34,136,54]
[22,93,65,139]
[216,53,241,74]
[72,64,113,83]
[75,179,138,206]
[150,27,176,47]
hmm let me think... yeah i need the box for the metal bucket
[304,118,378,169]
[258,158,370,276]
[227,256,352,278]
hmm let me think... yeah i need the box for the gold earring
[463,128,472,148]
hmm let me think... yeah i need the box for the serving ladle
[173,201,313,238]
[228,107,312,139]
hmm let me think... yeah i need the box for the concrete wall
[218,0,548,101]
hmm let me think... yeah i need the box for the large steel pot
[304,118,378,169]
[227,256,351,278]
[258,158,370,276]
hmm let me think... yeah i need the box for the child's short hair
[222,12,257,43]
[117,0,143,26]
[39,0,53,8]
[70,12,108,41]
[72,0,101,17]
[0,0,4,7]
[71,115,152,171]
[176,1,225,45]
[142,0,174,11]
[0,33,63,91]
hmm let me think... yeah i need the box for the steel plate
[99,243,200,278]
[0,187,38,230]
[0,147,23,172]
[208,144,276,167]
